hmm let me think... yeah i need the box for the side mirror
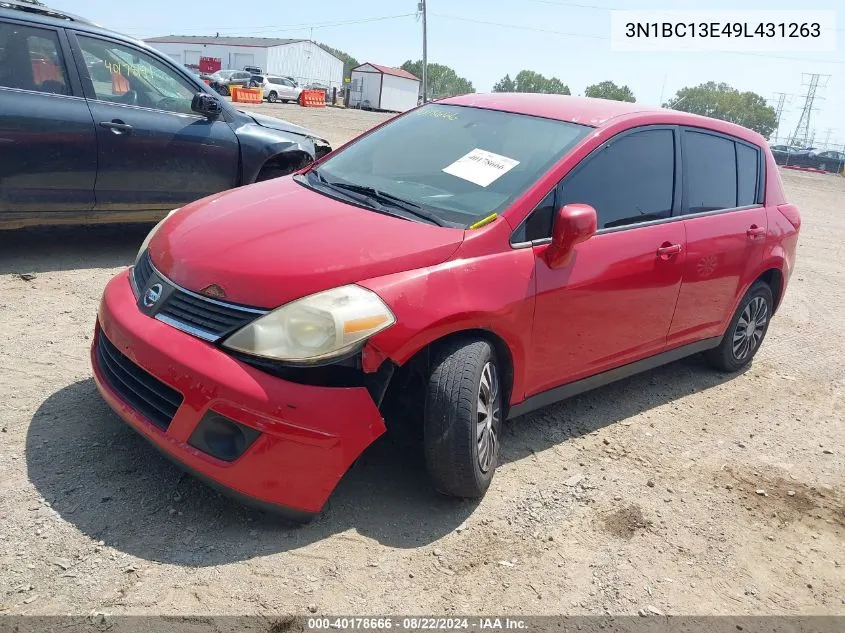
[544,203,597,269]
[191,92,222,119]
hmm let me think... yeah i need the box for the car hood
[149,177,465,308]
[238,110,314,138]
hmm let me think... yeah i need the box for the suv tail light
[777,204,801,230]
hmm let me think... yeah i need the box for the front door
[668,129,768,346]
[0,20,96,215]
[527,127,686,397]
[70,32,240,212]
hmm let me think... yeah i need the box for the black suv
[0,1,331,229]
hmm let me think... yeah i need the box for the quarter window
[736,142,760,207]
[0,22,68,95]
[559,129,675,229]
[76,35,198,115]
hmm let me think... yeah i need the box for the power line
[433,13,845,64]
[120,13,417,36]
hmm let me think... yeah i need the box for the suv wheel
[423,339,502,498]
[268,91,278,103]
[705,281,773,372]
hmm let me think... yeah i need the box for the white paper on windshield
[442,149,520,187]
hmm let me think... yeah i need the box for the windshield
[310,104,590,226]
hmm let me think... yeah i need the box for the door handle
[656,243,682,260]
[746,225,766,239]
[99,120,133,134]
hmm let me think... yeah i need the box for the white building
[145,36,344,90]
[348,63,420,113]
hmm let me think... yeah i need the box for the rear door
[69,31,240,212]
[526,126,686,396]
[668,129,767,346]
[0,19,96,216]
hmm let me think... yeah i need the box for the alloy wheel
[476,362,501,473]
[732,296,768,361]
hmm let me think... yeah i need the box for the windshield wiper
[310,171,446,227]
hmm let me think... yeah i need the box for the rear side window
[684,131,737,212]
[736,143,759,206]
[559,129,675,229]
[684,130,763,212]
[0,22,68,95]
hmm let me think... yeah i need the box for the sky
[49,0,844,147]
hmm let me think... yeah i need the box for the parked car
[0,1,330,229]
[250,74,302,103]
[91,94,800,519]
[769,144,815,166]
[207,69,252,96]
[806,150,845,173]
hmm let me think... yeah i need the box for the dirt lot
[0,106,843,616]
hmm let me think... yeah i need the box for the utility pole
[772,92,789,140]
[419,0,427,102]
[789,73,829,147]
[822,127,833,148]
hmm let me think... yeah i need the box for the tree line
[315,43,777,137]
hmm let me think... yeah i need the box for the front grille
[132,249,154,293]
[133,249,266,342]
[96,332,183,431]
[157,290,259,339]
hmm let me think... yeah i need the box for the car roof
[0,2,159,54]
[439,93,765,145]
[0,0,95,24]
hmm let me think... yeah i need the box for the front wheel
[705,281,773,372]
[267,91,278,103]
[424,339,502,498]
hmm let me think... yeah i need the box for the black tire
[268,91,278,103]
[424,338,503,498]
[220,85,230,97]
[705,281,773,372]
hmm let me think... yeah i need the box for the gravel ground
[0,106,843,616]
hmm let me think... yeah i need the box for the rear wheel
[268,91,278,103]
[220,85,230,97]
[705,281,773,372]
[423,339,502,498]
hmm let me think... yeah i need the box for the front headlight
[222,285,396,365]
[135,208,180,265]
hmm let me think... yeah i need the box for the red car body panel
[92,270,385,514]
[93,94,800,514]
[529,221,686,396]
[151,178,464,309]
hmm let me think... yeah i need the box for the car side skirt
[506,337,722,420]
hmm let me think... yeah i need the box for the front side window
[559,129,675,229]
[76,35,198,115]
[0,22,68,95]
[684,131,737,213]
[310,104,590,227]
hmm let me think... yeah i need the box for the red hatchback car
[92,94,800,519]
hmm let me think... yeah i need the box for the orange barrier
[231,87,263,104]
[298,89,326,108]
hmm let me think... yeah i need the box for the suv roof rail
[0,0,97,25]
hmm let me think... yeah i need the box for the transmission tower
[789,74,829,147]
[771,92,790,140]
